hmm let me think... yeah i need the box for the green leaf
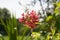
[51,28,55,36]
[56,2,60,7]
[46,16,53,22]
[54,7,60,16]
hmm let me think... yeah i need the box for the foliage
[0,16,18,40]
[0,8,11,19]
[0,8,11,35]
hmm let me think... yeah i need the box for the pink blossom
[19,10,40,29]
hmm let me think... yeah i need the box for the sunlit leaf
[46,16,53,22]
[54,7,60,16]
[56,2,60,7]
[51,28,55,36]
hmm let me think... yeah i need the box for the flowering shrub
[19,10,40,29]
[1,1,60,40]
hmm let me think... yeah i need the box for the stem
[31,29,33,33]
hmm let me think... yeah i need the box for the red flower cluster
[19,10,40,29]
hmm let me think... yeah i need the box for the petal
[19,18,24,22]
